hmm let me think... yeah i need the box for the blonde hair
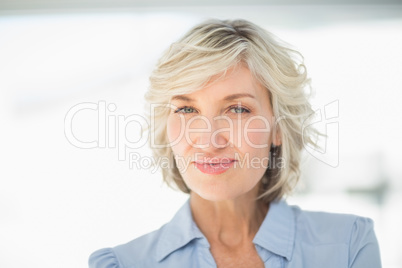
[144,19,319,203]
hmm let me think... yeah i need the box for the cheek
[167,116,183,146]
[240,119,272,171]
[245,131,270,148]
[240,119,272,150]
[167,116,187,172]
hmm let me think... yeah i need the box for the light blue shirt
[89,199,381,268]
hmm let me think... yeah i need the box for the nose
[186,115,231,150]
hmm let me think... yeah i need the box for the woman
[89,19,381,267]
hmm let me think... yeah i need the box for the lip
[193,160,236,175]
[194,157,236,164]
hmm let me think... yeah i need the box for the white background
[1,5,401,267]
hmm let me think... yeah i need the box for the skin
[166,64,281,268]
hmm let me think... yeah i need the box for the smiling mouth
[194,160,236,165]
[193,160,237,175]
[193,157,237,164]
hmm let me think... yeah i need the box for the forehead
[172,65,269,102]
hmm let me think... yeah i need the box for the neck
[190,185,269,249]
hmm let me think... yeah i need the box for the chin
[189,180,253,202]
[196,191,238,202]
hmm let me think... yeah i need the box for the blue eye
[175,106,195,113]
[174,105,250,114]
[230,106,250,114]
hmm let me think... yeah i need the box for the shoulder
[291,205,374,243]
[88,199,200,268]
[289,204,381,267]
[89,247,119,268]
[291,205,359,243]
[88,227,165,268]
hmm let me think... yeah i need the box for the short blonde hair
[144,19,319,203]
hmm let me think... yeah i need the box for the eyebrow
[171,93,255,102]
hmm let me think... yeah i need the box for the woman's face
[167,65,280,201]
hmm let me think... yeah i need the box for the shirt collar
[156,198,296,262]
[156,199,206,262]
[253,199,296,261]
